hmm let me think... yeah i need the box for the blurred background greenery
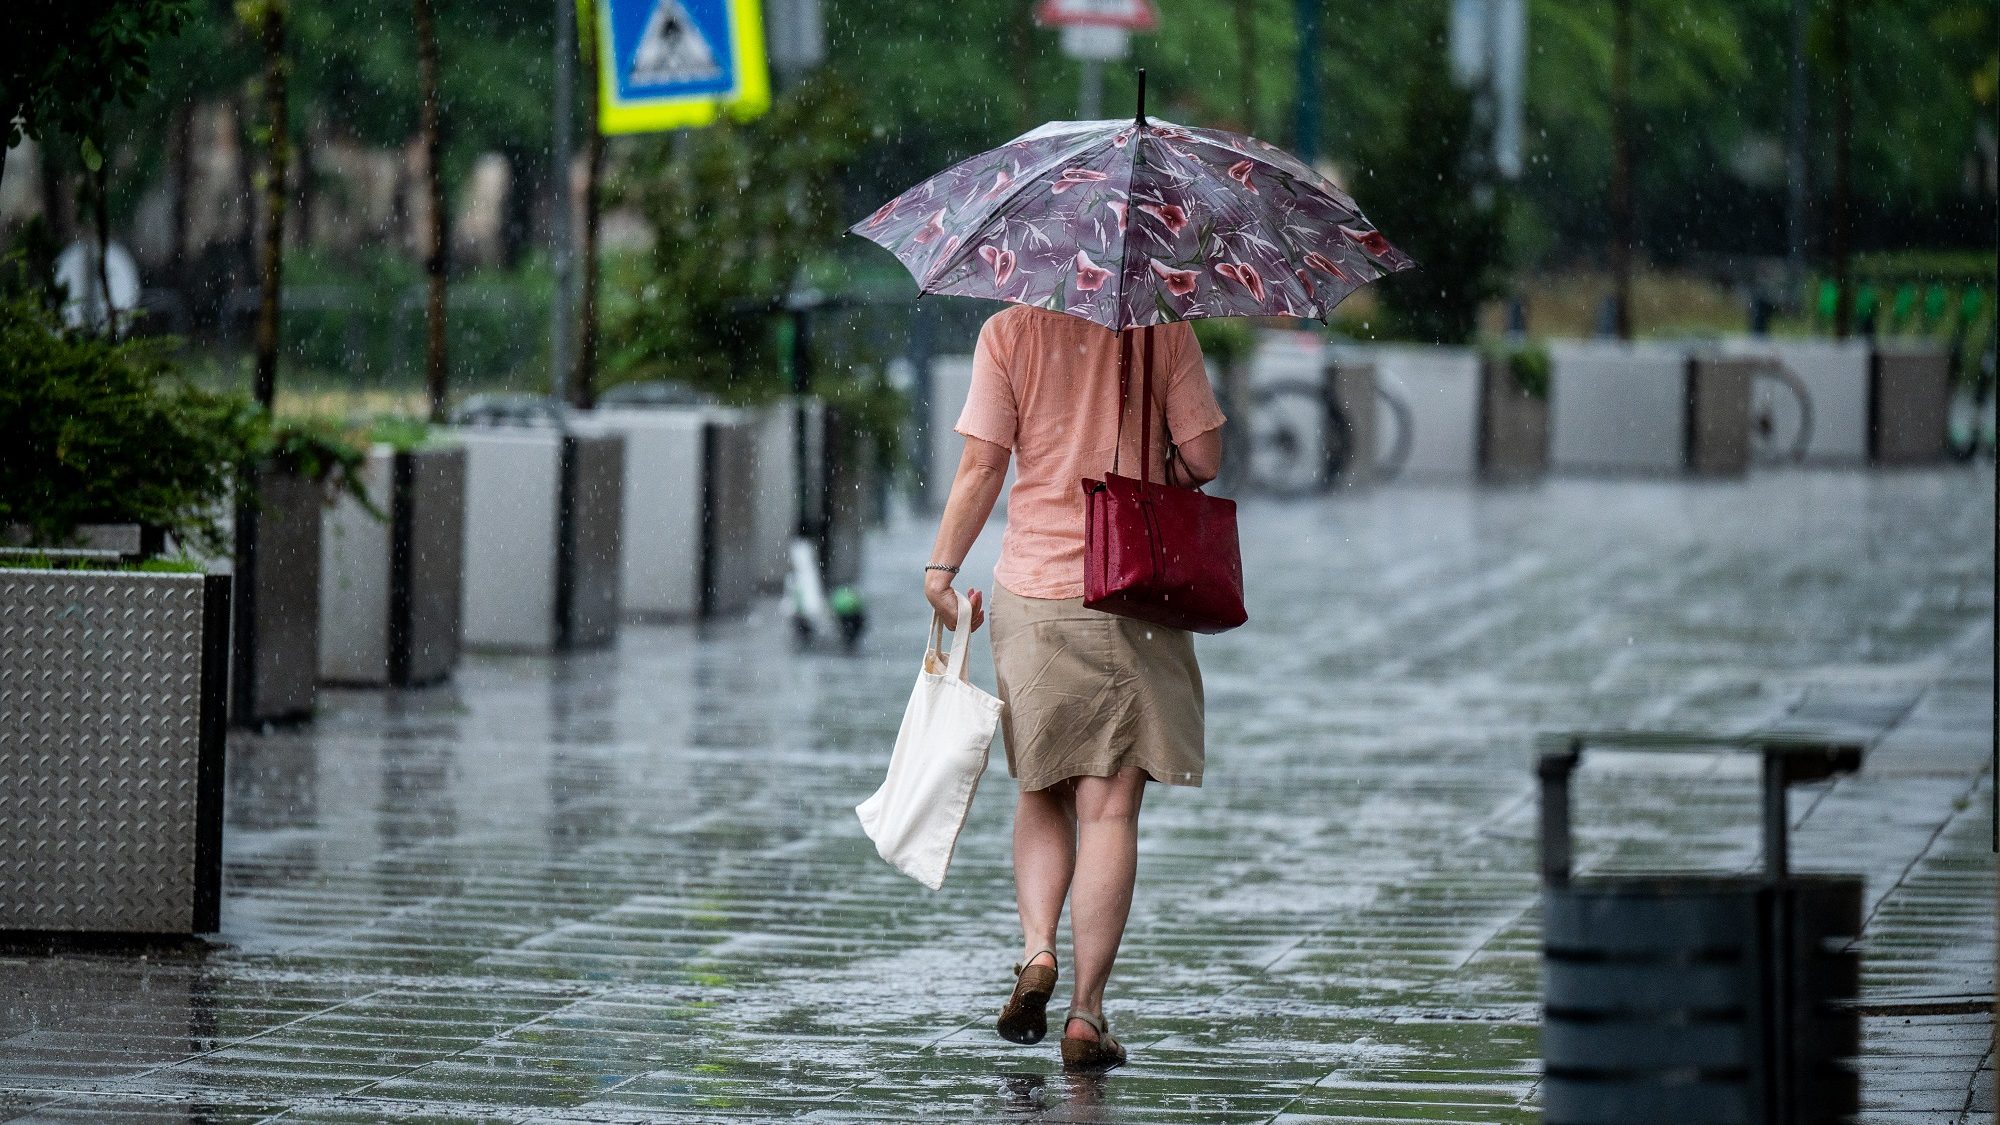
[3,0,1994,420]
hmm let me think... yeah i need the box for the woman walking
[922,304,1226,1072]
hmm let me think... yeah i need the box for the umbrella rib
[1108,126,1143,330]
[1181,130,1359,213]
[917,129,1111,295]
[1172,134,1390,317]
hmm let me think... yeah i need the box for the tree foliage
[0,279,262,554]
[1364,21,1506,346]
[606,73,865,399]
[1,0,192,159]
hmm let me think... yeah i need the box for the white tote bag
[855,591,1003,890]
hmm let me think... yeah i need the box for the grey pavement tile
[1,1094,287,1122]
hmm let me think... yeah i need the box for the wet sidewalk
[3,468,1993,1123]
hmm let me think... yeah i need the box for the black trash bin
[1537,732,1865,1125]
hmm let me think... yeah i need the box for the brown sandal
[996,949,1058,1044]
[1059,1008,1126,1072]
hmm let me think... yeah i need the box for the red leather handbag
[1081,327,1248,634]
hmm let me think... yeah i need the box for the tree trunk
[415,0,448,421]
[574,3,603,410]
[1608,0,1634,341]
[170,102,196,295]
[294,120,315,251]
[1830,0,1853,339]
[253,0,289,410]
[38,140,69,247]
[501,148,534,267]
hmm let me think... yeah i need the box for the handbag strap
[926,589,974,681]
[1109,326,1161,489]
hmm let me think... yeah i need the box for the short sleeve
[1162,323,1227,440]
[954,315,1018,449]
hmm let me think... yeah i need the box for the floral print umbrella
[849,115,1416,331]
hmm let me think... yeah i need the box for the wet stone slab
[2,468,1993,1123]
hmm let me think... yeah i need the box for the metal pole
[550,0,576,404]
[1608,0,1634,342]
[1293,0,1319,164]
[1079,57,1103,119]
[1784,0,1809,309]
[1830,0,1853,340]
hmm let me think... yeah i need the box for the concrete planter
[233,465,324,725]
[1549,342,1690,475]
[1370,347,1483,482]
[1721,339,1874,464]
[0,568,230,935]
[1549,343,1756,477]
[456,428,624,652]
[578,407,761,621]
[319,444,466,686]
[1477,358,1549,481]
[1544,343,1764,477]
[1869,344,1951,465]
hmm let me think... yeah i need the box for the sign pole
[1079,57,1103,118]
[551,0,576,405]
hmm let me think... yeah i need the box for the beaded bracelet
[923,564,960,575]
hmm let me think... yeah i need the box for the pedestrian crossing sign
[595,0,769,133]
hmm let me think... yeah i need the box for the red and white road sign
[1033,0,1158,32]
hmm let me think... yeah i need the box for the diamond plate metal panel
[0,570,223,933]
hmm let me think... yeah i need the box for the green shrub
[606,72,863,403]
[0,285,263,555]
[261,415,378,518]
[0,274,380,555]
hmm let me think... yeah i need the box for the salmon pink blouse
[955,305,1227,600]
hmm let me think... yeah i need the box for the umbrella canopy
[849,114,1416,331]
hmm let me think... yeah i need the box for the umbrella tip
[1135,69,1147,126]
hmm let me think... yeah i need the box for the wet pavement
[3,467,1994,1124]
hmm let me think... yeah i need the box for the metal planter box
[1478,357,1549,481]
[233,465,324,725]
[0,568,231,935]
[1686,355,1756,476]
[456,428,624,652]
[1868,344,1950,465]
[749,401,800,593]
[806,402,872,591]
[319,444,466,685]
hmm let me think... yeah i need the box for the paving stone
[0,468,1990,1123]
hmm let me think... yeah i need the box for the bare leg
[1014,781,1075,971]
[1065,766,1148,1039]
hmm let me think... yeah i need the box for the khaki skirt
[989,585,1206,791]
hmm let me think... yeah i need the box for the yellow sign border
[595,0,770,134]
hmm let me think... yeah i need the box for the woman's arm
[924,435,1011,631]
[1169,426,1223,487]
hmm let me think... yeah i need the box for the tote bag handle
[925,589,975,681]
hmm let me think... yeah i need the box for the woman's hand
[925,571,985,632]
